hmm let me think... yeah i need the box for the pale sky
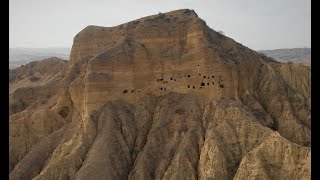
[9,0,311,50]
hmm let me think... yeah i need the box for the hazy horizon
[10,0,311,50]
[9,47,312,51]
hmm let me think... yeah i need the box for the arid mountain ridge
[258,48,311,66]
[9,48,70,69]
[9,9,310,180]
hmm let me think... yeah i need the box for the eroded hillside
[9,9,311,180]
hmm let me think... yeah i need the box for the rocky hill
[9,57,68,94]
[259,48,311,66]
[9,48,70,69]
[9,9,311,180]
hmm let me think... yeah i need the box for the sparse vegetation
[30,76,40,82]
[217,30,225,36]
[257,52,280,63]
[59,106,70,118]
[127,20,140,29]
[252,109,265,120]
[90,110,99,121]
[10,98,26,115]
[175,108,185,115]
[183,9,192,15]
[154,12,166,21]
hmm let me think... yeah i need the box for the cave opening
[123,90,128,94]
[201,83,205,86]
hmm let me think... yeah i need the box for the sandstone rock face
[9,9,311,180]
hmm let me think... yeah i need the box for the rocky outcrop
[9,9,311,180]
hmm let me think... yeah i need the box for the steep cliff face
[9,9,311,180]
[67,9,242,114]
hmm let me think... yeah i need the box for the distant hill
[9,57,67,95]
[9,48,71,69]
[258,48,310,66]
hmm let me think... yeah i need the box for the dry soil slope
[9,9,310,180]
[9,57,68,94]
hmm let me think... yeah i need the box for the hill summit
[9,9,310,180]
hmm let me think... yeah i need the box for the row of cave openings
[155,72,224,91]
[195,64,225,89]
[122,64,224,94]
[122,89,141,94]
[122,75,224,94]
